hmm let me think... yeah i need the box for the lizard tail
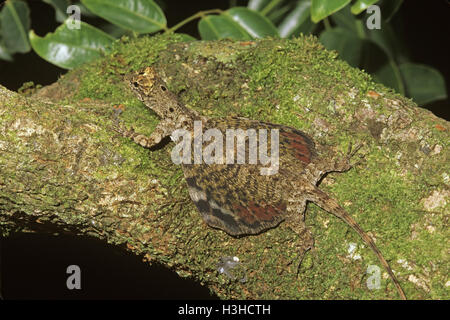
[307,188,407,300]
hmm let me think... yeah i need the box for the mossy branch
[0,35,448,299]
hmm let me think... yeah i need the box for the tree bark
[0,35,448,299]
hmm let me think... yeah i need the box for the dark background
[0,0,448,299]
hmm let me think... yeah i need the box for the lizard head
[127,67,188,120]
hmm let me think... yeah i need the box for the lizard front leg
[113,118,176,149]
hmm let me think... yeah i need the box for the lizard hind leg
[285,200,316,276]
[306,142,365,186]
[332,142,364,172]
[324,142,365,173]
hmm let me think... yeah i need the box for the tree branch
[0,35,448,299]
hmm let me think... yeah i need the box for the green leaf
[259,0,285,16]
[350,0,379,15]
[198,15,252,40]
[360,41,404,95]
[247,0,273,12]
[372,60,404,94]
[77,2,98,18]
[80,0,166,33]
[29,20,115,69]
[0,43,13,61]
[266,4,293,24]
[319,27,363,67]
[330,5,357,32]
[399,63,447,105]
[278,0,313,38]
[311,0,350,23]
[225,7,279,38]
[98,22,129,38]
[0,0,31,53]
[43,0,70,23]
[366,21,408,62]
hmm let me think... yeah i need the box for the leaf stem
[354,19,366,39]
[166,9,223,34]
[323,17,331,30]
[260,0,281,16]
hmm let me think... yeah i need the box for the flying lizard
[113,66,406,299]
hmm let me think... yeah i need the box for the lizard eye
[133,81,139,87]
[160,85,167,91]
[169,107,174,112]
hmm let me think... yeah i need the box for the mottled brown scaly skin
[115,67,406,299]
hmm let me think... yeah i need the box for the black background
[0,0,448,299]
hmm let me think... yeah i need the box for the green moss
[4,33,446,299]
[83,35,446,299]
[70,33,188,103]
